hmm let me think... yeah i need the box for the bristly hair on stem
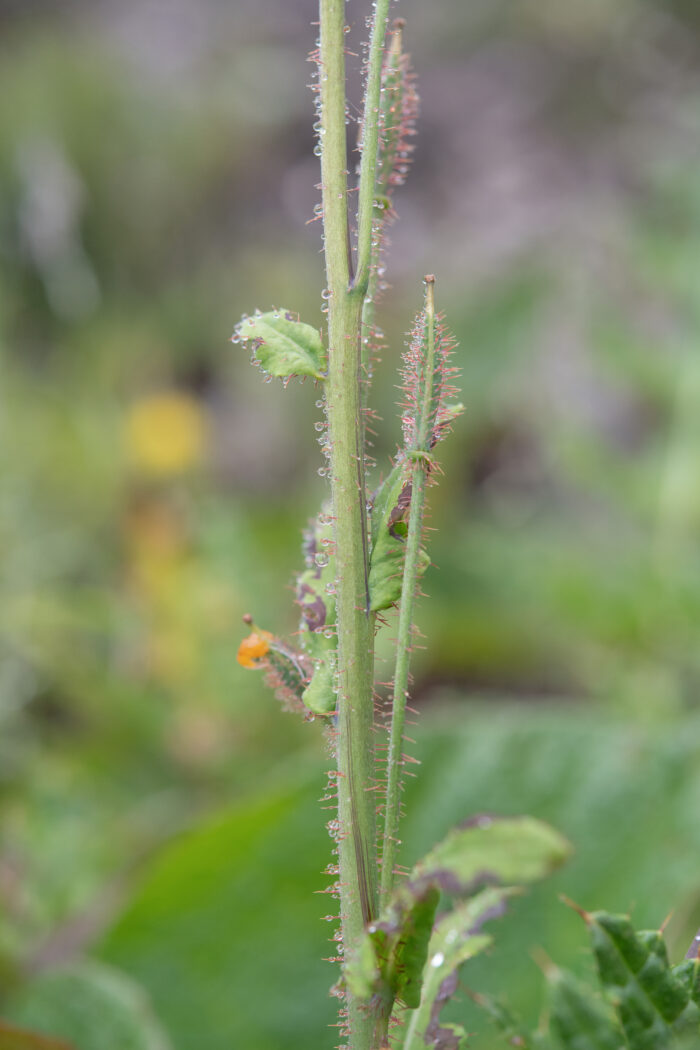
[380,276,461,908]
[233,4,578,1047]
[400,287,460,458]
[374,19,419,210]
[360,19,419,432]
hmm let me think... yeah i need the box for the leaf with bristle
[233,311,326,380]
[581,911,700,1048]
[295,506,338,715]
[237,628,311,715]
[239,505,339,719]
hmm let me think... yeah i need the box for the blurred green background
[3,0,700,1046]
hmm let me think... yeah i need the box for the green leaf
[345,880,440,1009]
[348,816,570,1021]
[3,962,172,1050]
[672,958,700,1009]
[0,1020,74,1050]
[401,888,516,1050]
[94,709,700,1050]
[295,505,337,715]
[99,775,338,1050]
[414,814,572,891]
[547,967,623,1050]
[470,992,537,1049]
[585,912,700,1049]
[368,458,429,611]
[300,650,337,716]
[235,311,326,380]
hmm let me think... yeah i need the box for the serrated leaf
[547,967,623,1050]
[585,912,700,1050]
[672,958,700,1008]
[235,311,326,380]
[3,962,172,1050]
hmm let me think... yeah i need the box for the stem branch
[380,276,436,907]
[319,1,384,1046]
[352,0,392,297]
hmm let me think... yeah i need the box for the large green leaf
[96,710,700,1050]
[99,774,336,1050]
[234,311,326,380]
[2,962,171,1050]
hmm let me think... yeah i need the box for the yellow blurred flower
[125,391,206,476]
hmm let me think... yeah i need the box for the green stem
[380,276,436,907]
[360,19,404,416]
[400,967,436,1050]
[353,0,392,297]
[318,1,384,1046]
[360,251,380,422]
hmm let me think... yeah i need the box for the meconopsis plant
[232,6,569,1050]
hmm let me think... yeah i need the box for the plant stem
[353,0,392,297]
[318,1,392,1046]
[380,276,436,908]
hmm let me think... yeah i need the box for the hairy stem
[353,0,392,297]
[380,276,436,907]
[319,1,384,1046]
